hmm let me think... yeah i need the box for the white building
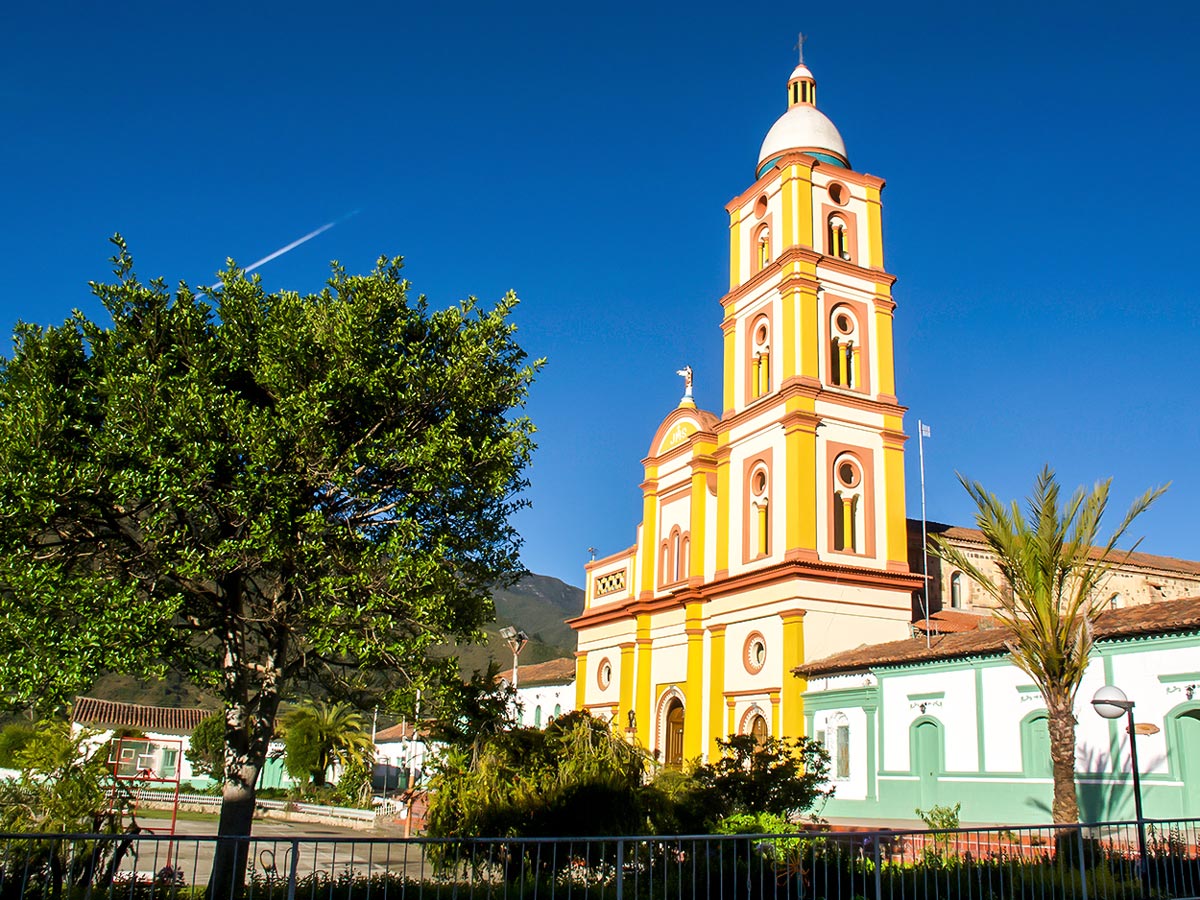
[499,657,576,728]
[796,596,1200,823]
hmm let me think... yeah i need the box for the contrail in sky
[207,209,360,291]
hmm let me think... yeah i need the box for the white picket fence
[130,789,383,825]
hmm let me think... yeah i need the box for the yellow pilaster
[780,610,806,738]
[574,651,587,711]
[714,450,731,574]
[770,692,781,736]
[638,469,659,596]
[799,281,820,379]
[882,421,909,567]
[783,413,818,554]
[619,641,635,732]
[729,208,742,291]
[683,600,705,761]
[874,301,896,397]
[722,321,736,413]
[781,283,797,379]
[726,698,736,737]
[707,625,727,760]
[865,185,884,269]
[782,163,814,251]
[635,614,653,745]
[689,463,711,580]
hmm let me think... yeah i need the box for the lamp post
[499,625,529,688]
[1091,685,1149,898]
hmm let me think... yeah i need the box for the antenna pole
[919,420,931,649]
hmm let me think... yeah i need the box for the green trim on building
[1158,672,1200,684]
[907,691,945,701]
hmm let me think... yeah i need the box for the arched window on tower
[755,225,771,272]
[750,464,770,558]
[832,454,865,554]
[950,572,963,609]
[829,306,860,389]
[750,316,771,400]
[828,216,850,261]
[672,530,682,583]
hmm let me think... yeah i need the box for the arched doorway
[1171,707,1200,816]
[750,713,768,746]
[665,700,685,767]
[911,719,944,809]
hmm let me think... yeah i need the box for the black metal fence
[1,818,1197,900]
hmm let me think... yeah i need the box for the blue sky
[5,1,1199,588]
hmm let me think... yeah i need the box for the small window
[554,703,562,717]
[832,454,865,553]
[749,465,769,557]
[755,225,771,273]
[828,216,849,260]
[597,658,613,690]
[829,306,860,389]
[750,316,771,400]
[534,705,542,727]
[950,572,963,609]
[828,714,850,779]
[743,631,768,674]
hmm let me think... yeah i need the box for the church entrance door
[665,700,685,767]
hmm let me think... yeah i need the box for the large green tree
[931,466,1164,824]
[0,239,540,882]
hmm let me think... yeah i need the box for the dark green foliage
[183,712,225,781]
[423,663,518,750]
[0,721,37,768]
[427,711,647,843]
[694,733,832,822]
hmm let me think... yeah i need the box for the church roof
[795,595,1200,678]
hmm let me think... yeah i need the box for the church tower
[570,54,921,765]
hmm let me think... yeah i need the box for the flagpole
[918,420,931,649]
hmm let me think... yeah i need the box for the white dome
[758,104,848,168]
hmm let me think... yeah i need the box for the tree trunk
[1046,698,1081,824]
[208,755,264,900]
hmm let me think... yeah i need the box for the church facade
[569,59,922,764]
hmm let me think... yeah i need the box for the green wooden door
[913,721,942,809]
[1175,710,1200,817]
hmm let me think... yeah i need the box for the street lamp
[499,625,529,688]
[1091,685,1149,898]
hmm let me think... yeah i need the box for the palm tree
[931,466,1165,824]
[282,700,374,788]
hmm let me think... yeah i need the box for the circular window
[743,631,767,674]
[597,658,613,690]
[755,322,768,344]
[828,182,847,205]
[834,312,854,335]
[752,469,767,495]
[755,194,769,217]
[837,459,861,489]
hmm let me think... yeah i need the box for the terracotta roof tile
[496,656,576,687]
[72,697,215,734]
[796,596,1200,678]
[373,722,428,743]
[913,609,1001,634]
